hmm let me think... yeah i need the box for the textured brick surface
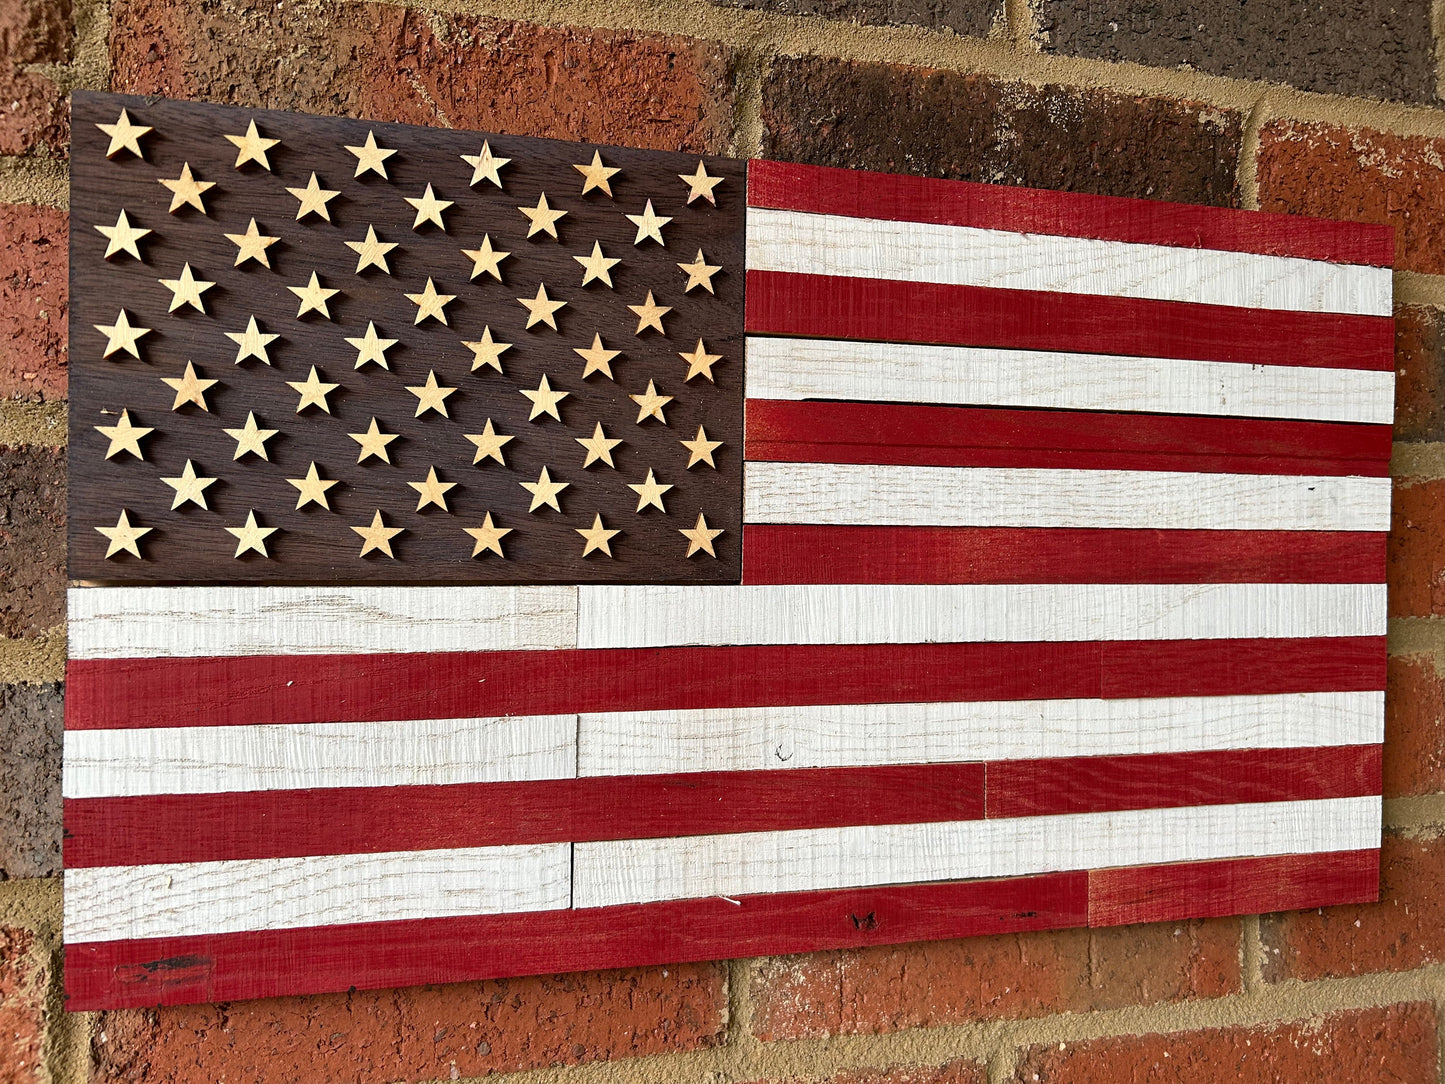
[751,919,1238,1040]
[1385,654,1445,798]
[110,0,734,152]
[0,926,46,1084]
[1395,305,1445,443]
[745,1061,986,1084]
[708,0,997,36]
[91,963,727,1083]
[0,204,68,403]
[1009,1003,1437,1083]
[0,447,64,639]
[0,0,73,155]
[762,58,1242,206]
[1258,121,1445,275]
[1039,0,1436,104]
[1388,478,1445,617]
[0,684,61,880]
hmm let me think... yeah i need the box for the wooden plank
[743,462,1392,532]
[747,159,1395,267]
[1100,637,1386,698]
[746,207,1391,315]
[745,271,1395,371]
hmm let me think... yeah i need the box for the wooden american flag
[64,90,1392,1009]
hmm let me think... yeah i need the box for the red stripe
[741,526,1387,585]
[747,160,1395,267]
[744,271,1395,372]
[1088,848,1380,926]
[743,400,1392,476]
[64,637,1386,731]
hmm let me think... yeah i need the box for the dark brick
[1384,654,1445,798]
[0,203,68,403]
[1039,0,1436,104]
[762,57,1242,206]
[0,0,73,155]
[0,447,64,639]
[0,684,60,880]
[1388,478,1445,618]
[1395,305,1445,443]
[708,0,997,37]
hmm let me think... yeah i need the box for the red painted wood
[63,871,1089,1009]
[743,400,1392,476]
[64,637,1386,731]
[741,526,1387,585]
[744,271,1395,372]
[986,745,1381,819]
[747,159,1396,267]
[1088,848,1380,926]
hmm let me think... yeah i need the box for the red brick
[1258,120,1445,275]
[0,927,46,1084]
[1384,654,1445,798]
[0,204,67,402]
[1388,478,1445,617]
[0,0,72,155]
[90,962,726,1083]
[1009,1003,1436,1084]
[751,919,1239,1040]
[0,446,64,639]
[110,0,734,152]
[745,1061,986,1084]
[1394,305,1445,443]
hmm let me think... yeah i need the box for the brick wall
[5,0,1445,1080]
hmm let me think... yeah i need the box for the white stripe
[577,692,1384,776]
[744,336,1396,425]
[577,583,1384,649]
[64,715,578,799]
[67,585,579,660]
[64,843,571,942]
[747,207,1392,316]
[574,795,1381,906]
[743,462,1392,532]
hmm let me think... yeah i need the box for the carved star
[161,361,217,411]
[97,109,151,158]
[577,513,620,557]
[407,371,458,417]
[628,468,673,513]
[96,509,151,558]
[95,409,153,459]
[518,192,567,239]
[574,241,620,287]
[517,283,567,330]
[678,249,722,293]
[287,271,339,319]
[678,161,724,204]
[630,379,673,424]
[226,316,278,365]
[521,373,568,421]
[464,513,512,558]
[574,150,621,196]
[286,172,340,221]
[521,466,569,512]
[352,510,403,557]
[576,421,622,468]
[405,278,455,325]
[405,184,453,230]
[158,263,215,313]
[679,338,723,382]
[680,511,723,557]
[346,131,396,178]
[407,466,457,511]
[575,333,620,379]
[462,235,510,282]
[224,510,278,558]
[345,225,397,274]
[465,420,514,465]
[224,411,279,460]
[463,327,512,373]
[225,218,280,268]
[224,120,280,169]
[345,322,397,369]
[461,141,511,188]
[161,459,218,510]
[350,418,399,463]
[628,291,672,335]
[681,425,723,469]
[159,162,214,213]
[287,462,339,509]
[95,310,150,359]
[286,365,340,412]
[96,209,150,260]
[625,199,672,246]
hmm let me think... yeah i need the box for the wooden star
[574,241,620,287]
[407,371,458,417]
[287,271,339,319]
[345,225,397,274]
[630,379,673,424]
[678,249,722,293]
[286,172,341,221]
[574,150,621,197]
[224,411,278,460]
[577,513,620,557]
[465,420,514,465]
[680,511,723,557]
[461,141,511,188]
[679,339,723,382]
[96,509,151,558]
[575,333,620,380]
[159,163,214,214]
[225,218,280,268]
[463,327,512,373]
[158,263,215,313]
[462,235,511,282]
[628,291,672,335]
[464,513,512,558]
[405,184,453,230]
[405,278,455,325]
[349,417,399,464]
[224,120,280,170]
[576,421,622,468]
[226,316,279,365]
[408,466,457,511]
[95,310,150,359]
[518,192,568,239]
[95,409,153,459]
[161,361,217,411]
[625,199,672,246]
[521,466,569,512]
[678,161,724,204]
[96,209,150,260]
[161,459,218,509]
[97,109,151,159]
[517,283,567,330]
[286,365,340,412]
[346,131,397,178]
[521,373,569,421]
[681,425,723,469]
[345,322,397,369]
[225,510,278,557]
[628,468,673,513]
[352,510,403,557]
[287,462,339,509]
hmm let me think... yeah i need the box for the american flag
[64,91,1392,1009]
